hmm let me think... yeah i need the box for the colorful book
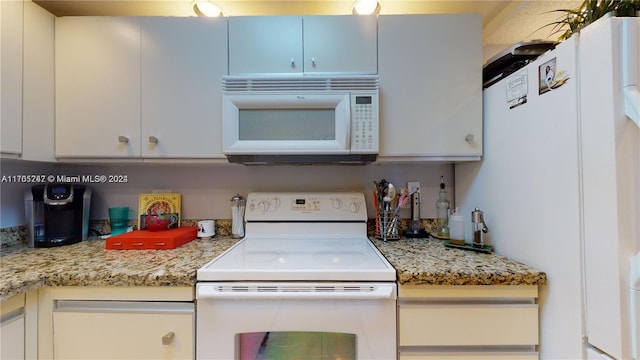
[137,193,181,230]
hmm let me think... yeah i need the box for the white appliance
[196,192,397,360]
[456,16,639,359]
[221,75,379,164]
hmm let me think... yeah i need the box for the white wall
[1,158,454,227]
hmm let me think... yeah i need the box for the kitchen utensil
[375,180,399,241]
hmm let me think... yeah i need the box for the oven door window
[237,331,356,360]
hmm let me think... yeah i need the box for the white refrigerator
[456,16,639,360]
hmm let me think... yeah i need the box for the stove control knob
[257,200,270,213]
[272,197,281,210]
[349,202,360,213]
[332,198,343,209]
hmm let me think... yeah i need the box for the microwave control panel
[351,92,379,153]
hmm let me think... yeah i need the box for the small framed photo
[538,58,557,94]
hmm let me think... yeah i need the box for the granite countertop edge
[0,236,547,302]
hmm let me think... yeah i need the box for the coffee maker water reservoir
[24,184,91,247]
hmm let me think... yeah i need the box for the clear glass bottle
[436,176,450,239]
[230,194,246,238]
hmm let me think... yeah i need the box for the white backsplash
[1,158,454,227]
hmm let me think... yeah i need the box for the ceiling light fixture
[352,0,381,15]
[192,0,223,17]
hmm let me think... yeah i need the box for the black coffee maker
[25,184,92,247]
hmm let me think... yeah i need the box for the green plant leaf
[540,0,639,42]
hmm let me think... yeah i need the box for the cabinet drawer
[53,301,193,360]
[399,304,538,346]
[400,351,539,360]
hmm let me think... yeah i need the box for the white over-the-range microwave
[221,75,379,164]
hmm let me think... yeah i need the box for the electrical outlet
[404,181,420,208]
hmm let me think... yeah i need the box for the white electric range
[196,192,397,360]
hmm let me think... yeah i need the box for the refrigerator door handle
[623,86,640,127]
[621,19,639,127]
[587,344,616,360]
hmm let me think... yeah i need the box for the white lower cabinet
[0,291,37,360]
[39,287,194,360]
[399,353,538,360]
[1,294,25,360]
[398,285,540,359]
[53,301,193,360]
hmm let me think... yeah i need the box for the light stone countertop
[371,238,547,286]
[0,237,239,302]
[0,236,547,302]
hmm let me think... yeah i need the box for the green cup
[109,206,130,235]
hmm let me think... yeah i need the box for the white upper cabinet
[21,0,56,162]
[1,0,24,155]
[0,0,56,162]
[302,15,377,74]
[229,15,377,75]
[378,14,482,161]
[140,17,227,159]
[229,16,302,75]
[55,17,141,159]
[55,17,228,160]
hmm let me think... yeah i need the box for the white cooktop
[197,192,396,282]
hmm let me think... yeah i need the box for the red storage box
[105,226,197,250]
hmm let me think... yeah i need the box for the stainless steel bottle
[471,207,489,248]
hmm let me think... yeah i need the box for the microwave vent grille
[223,76,379,92]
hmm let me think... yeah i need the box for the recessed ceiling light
[193,0,223,17]
[353,0,381,15]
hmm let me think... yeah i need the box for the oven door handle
[197,284,396,300]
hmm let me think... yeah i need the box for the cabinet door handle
[311,57,316,67]
[118,136,129,144]
[162,331,175,345]
[465,134,474,142]
[148,136,159,144]
[290,58,295,67]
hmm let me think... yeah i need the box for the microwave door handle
[344,95,353,149]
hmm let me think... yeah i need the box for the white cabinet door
[140,17,227,158]
[302,15,377,74]
[55,17,141,158]
[1,293,26,360]
[22,0,55,162]
[0,316,25,360]
[399,304,539,346]
[378,14,482,161]
[229,16,303,75]
[53,301,194,360]
[398,285,539,359]
[229,15,376,75]
[1,0,23,155]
